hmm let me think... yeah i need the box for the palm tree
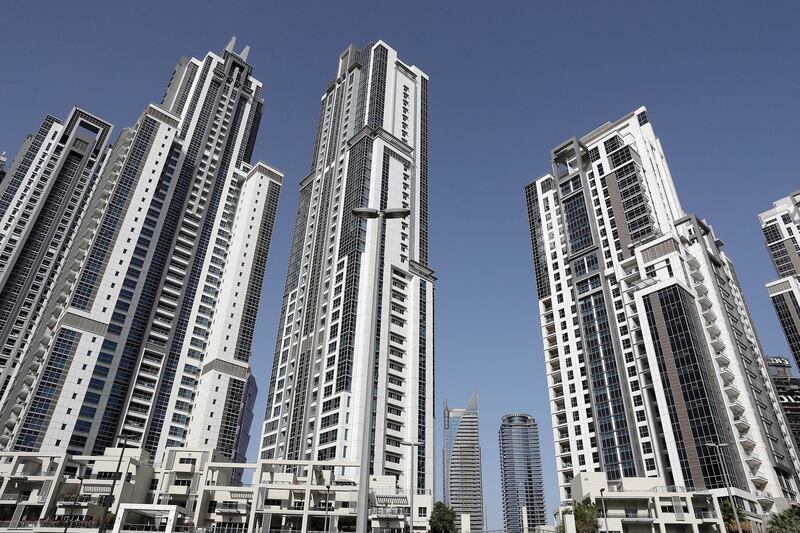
[766,506,800,533]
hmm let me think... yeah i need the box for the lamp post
[704,442,742,533]
[99,435,129,533]
[401,442,420,533]
[352,207,411,533]
[324,484,331,533]
[63,464,85,533]
[599,488,609,533]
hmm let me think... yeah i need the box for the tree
[720,500,751,532]
[429,501,456,533]
[573,499,600,533]
[767,506,800,533]
[557,509,571,533]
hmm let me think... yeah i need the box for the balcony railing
[120,524,167,532]
[602,510,652,519]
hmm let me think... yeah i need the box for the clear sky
[2,1,799,528]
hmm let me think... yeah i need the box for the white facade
[259,41,435,525]
[560,472,767,533]
[0,41,282,469]
[0,108,112,425]
[759,192,800,368]
[525,107,800,512]
[0,447,434,533]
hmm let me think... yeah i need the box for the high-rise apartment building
[499,414,546,532]
[765,357,800,453]
[0,39,282,467]
[258,40,434,520]
[759,192,800,366]
[0,152,7,184]
[525,107,800,513]
[443,394,484,532]
[0,107,112,414]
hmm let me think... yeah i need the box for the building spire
[240,45,250,62]
[225,36,236,52]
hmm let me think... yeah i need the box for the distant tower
[443,394,485,531]
[499,414,546,531]
[759,192,800,366]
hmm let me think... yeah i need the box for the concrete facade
[525,108,800,513]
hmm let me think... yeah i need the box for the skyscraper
[525,107,800,512]
[499,414,546,532]
[258,39,434,514]
[0,152,7,184]
[759,192,800,366]
[443,394,484,532]
[0,108,113,420]
[0,39,282,467]
[765,357,800,453]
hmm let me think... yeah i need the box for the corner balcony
[719,367,735,383]
[739,434,756,450]
[755,490,773,504]
[724,382,740,398]
[729,401,745,415]
[733,415,751,431]
[745,453,762,468]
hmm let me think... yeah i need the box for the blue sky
[2,1,799,528]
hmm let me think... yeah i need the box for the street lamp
[63,464,85,533]
[324,483,331,533]
[401,442,420,533]
[599,488,609,533]
[353,206,411,533]
[99,434,130,533]
[704,442,742,533]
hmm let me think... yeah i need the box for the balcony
[217,502,249,513]
[57,494,97,505]
[729,401,745,415]
[745,453,762,468]
[739,434,756,450]
[724,383,740,398]
[733,415,751,431]
[694,510,717,521]
[369,507,406,519]
[755,490,773,503]
[602,510,653,521]
[719,367,735,383]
